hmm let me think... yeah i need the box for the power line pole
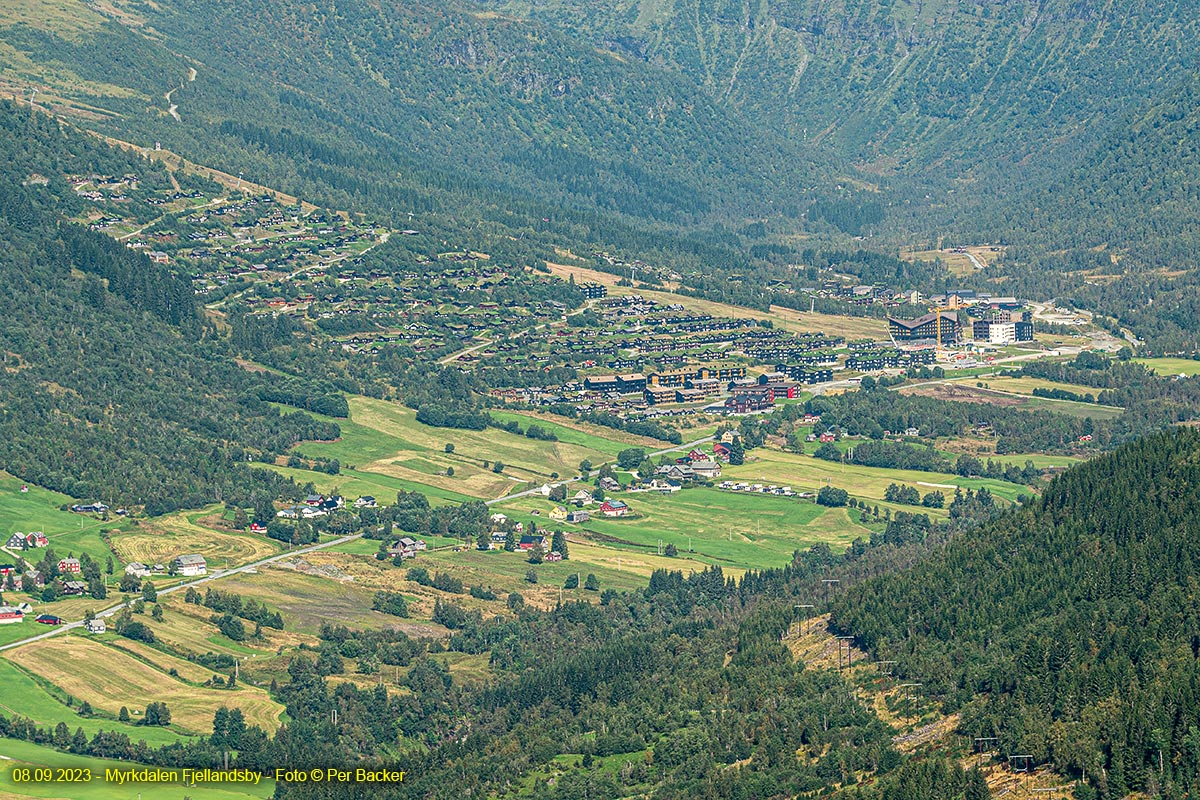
[837,636,854,669]
[1009,754,1033,774]
[821,578,840,606]
[974,736,999,767]
[800,603,815,634]
[899,682,922,711]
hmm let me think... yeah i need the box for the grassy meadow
[967,374,1112,400]
[1135,357,1200,377]
[4,635,285,735]
[110,507,283,571]
[0,738,274,800]
[726,449,1031,504]
[486,410,660,455]
[285,397,619,500]
[144,598,301,662]
[901,381,1123,420]
[210,565,410,637]
[0,472,124,568]
[0,657,186,747]
[493,487,866,571]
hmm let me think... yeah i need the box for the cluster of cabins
[482,514,567,559]
[0,525,208,625]
[705,372,810,415]
[0,604,105,630]
[584,365,749,404]
[483,531,564,561]
[582,368,818,413]
[717,481,806,498]
[532,292,848,418]
[5,531,48,550]
[0,557,89,595]
[277,494,346,520]
[522,293,1037,424]
[844,349,938,371]
[70,502,110,514]
[0,533,52,593]
[0,563,48,593]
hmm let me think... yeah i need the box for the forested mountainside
[0,106,339,512]
[0,0,826,229]
[833,428,1200,798]
[6,0,1200,350]
[965,70,1200,353]
[473,0,1200,195]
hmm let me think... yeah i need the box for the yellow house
[549,506,568,522]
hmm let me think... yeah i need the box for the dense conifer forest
[834,429,1200,799]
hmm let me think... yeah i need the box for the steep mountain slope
[0,104,338,512]
[478,0,1200,194]
[832,428,1200,796]
[0,0,833,230]
[960,70,1200,352]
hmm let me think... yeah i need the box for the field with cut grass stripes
[5,636,284,735]
[285,397,621,500]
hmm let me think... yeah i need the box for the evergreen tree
[729,438,745,465]
[551,530,568,559]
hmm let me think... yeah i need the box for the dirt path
[164,68,195,122]
[115,196,225,242]
[438,338,494,365]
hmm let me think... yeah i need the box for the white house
[173,554,207,577]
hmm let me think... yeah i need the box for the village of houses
[68,167,1061,436]
[482,282,1044,429]
[0,420,795,628]
[70,170,578,363]
[4,174,1062,635]
[1,534,209,630]
[0,260,1060,636]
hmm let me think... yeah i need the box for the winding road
[0,532,364,653]
[0,431,715,651]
